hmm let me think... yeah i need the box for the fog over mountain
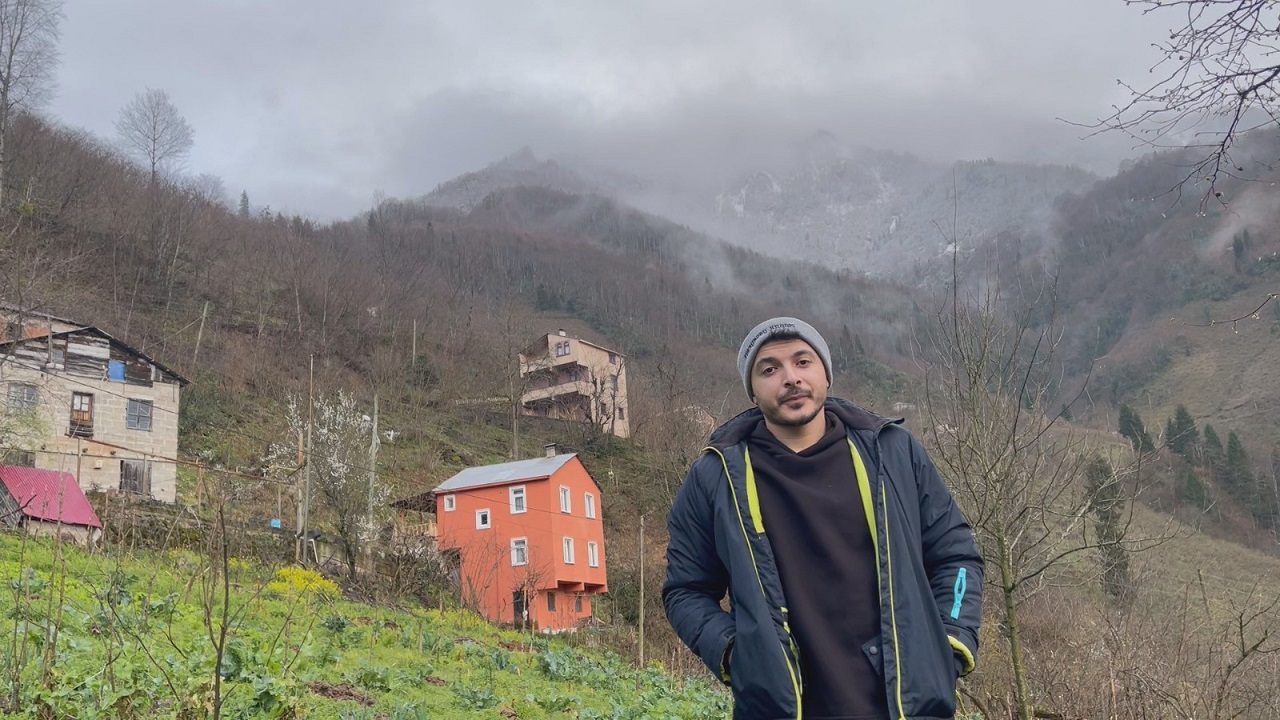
[50,0,1170,222]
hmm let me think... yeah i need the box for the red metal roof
[0,465,102,528]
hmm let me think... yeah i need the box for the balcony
[390,518,438,555]
[520,348,582,375]
[521,379,593,405]
[396,519,437,538]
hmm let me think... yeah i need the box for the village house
[519,330,630,439]
[0,464,103,545]
[0,306,187,504]
[403,445,608,632]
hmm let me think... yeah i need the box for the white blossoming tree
[267,390,388,576]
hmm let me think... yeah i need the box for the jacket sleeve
[911,435,984,676]
[662,457,736,682]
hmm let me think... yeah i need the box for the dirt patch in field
[306,681,374,706]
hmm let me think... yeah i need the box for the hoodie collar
[708,397,901,450]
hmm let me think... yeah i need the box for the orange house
[433,450,608,632]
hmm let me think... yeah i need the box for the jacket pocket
[861,636,884,679]
[730,621,798,719]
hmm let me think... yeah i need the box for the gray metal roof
[433,453,578,493]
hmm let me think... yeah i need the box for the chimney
[557,329,567,337]
[544,443,557,458]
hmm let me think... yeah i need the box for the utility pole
[639,514,645,668]
[411,319,417,360]
[367,395,380,547]
[192,301,209,366]
[300,355,314,563]
[294,426,304,562]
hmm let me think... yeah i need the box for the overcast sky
[49,0,1171,220]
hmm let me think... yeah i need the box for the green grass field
[0,532,728,719]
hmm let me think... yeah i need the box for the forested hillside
[6,105,1280,718]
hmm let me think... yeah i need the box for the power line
[0,443,295,486]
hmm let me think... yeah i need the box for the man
[663,317,983,720]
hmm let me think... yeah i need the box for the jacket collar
[708,397,901,450]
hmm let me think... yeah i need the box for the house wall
[545,461,608,592]
[519,334,630,438]
[437,477,555,628]
[23,519,98,545]
[1,336,182,504]
[435,459,608,632]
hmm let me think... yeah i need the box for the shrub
[265,565,340,600]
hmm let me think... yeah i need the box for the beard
[761,391,823,428]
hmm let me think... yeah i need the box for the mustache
[780,389,811,402]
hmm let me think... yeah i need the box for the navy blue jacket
[663,398,983,720]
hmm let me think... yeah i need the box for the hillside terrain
[3,109,1280,718]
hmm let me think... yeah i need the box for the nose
[781,364,804,387]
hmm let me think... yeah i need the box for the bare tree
[916,260,1172,720]
[115,87,194,186]
[0,0,60,209]
[1096,1,1280,202]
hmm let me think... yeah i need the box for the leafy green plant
[529,687,580,712]
[320,612,349,635]
[453,683,499,709]
[345,665,392,693]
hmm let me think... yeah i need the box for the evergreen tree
[1167,405,1199,461]
[238,190,250,218]
[1086,456,1130,602]
[1265,448,1280,530]
[1224,431,1254,502]
[1253,472,1278,530]
[1118,404,1154,453]
[835,324,857,372]
[1201,423,1225,478]
[1178,465,1209,510]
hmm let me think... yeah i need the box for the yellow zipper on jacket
[848,440,906,720]
[708,446,803,720]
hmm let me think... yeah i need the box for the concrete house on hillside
[520,330,629,439]
[427,446,608,632]
[0,306,187,504]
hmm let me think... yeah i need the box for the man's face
[750,338,828,428]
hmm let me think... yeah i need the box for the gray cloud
[51,0,1169,219]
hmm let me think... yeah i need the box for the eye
[760,366,776,376]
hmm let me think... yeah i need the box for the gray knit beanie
[737,317,832,400]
